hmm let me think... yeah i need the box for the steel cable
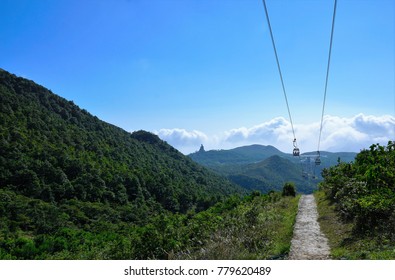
[317,0,337,153]
[262,0,297,144]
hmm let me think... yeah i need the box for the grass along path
[315,191,395,259]
[172,193,300,260]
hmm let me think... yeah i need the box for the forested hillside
[189,145,356,194]
[0,69,247,259]
[229,155,320,194]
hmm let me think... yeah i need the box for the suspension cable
[262,0,297,144]
[317,0,337,153]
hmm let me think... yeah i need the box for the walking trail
[288,194,331,260]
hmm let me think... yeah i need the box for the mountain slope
[189,144,285,168]
[189,145,356,194]
[0,68,244,227]
[229,155,319,194]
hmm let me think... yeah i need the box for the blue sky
[1,0,394,154]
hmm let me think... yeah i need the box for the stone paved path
[288,194,331,260]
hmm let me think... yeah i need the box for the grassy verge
[269,194,300,259]
[315,191,395,259]
[175,192,300,260]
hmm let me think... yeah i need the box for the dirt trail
[288,194,330,260]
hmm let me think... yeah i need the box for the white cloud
[155,128,209,153]
[224,117,292,143]
[154,114,395,154]
[222,117,293,151]
[315,114,395,152]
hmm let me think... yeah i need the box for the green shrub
[282,182,296,197]
[319,141,395,237]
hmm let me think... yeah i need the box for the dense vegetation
[0,68,253,259]
[0,68,244,210]
[0,190,298,259]
[189,145,356,194]
[317,141,395,259]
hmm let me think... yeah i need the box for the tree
[282,182,296,197]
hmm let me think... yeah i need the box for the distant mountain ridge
[189,144,286,167]
[189,144,357,194]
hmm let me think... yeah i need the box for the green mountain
[189,145,357,194]
[0,68,248,258]
[189,144,285,167]
[229,155,319,194]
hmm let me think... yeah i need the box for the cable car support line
[317,0,337,156]
[262,0,338,178]
[262,0,299,154]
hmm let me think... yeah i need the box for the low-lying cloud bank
[155,114,395,154]
[155,128,208,148]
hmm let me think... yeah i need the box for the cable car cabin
[315,157,321,165]
[293,148,300,156]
